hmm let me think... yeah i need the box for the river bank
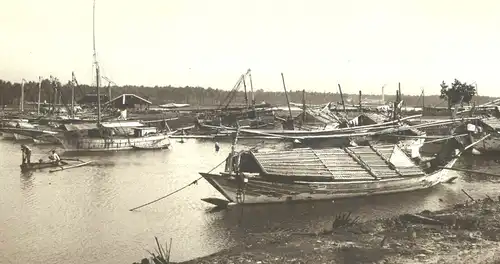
[161,195,500,264]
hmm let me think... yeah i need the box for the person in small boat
[48,150,61,165]
[215,141,220,152]
[21,145,31,165]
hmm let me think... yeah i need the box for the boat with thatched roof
[200,139,461,206]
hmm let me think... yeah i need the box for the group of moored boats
[3,78,500,205]
[190,97,500,207]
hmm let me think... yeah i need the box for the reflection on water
[1,139,500,264]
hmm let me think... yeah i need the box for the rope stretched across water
[128,141,264,211]
[128,158,226,211]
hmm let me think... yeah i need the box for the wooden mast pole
[20,79,25,112]
[93,0,101,124]
[338,84,346,114]
[37,76,42,114]
[281,73,293,119]
[248,69,255,111]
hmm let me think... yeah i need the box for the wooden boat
[200,141,461,205]
[60,122,171,152]
[0,127,61,143]
[20,161,68,172]
[14,133,32,141]
[199,114,422,137]
[56,4,171,153]
[1,132,15,140]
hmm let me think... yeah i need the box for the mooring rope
[129,141,264,211]
[128,158,226,211]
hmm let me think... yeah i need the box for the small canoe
[20,161,68,172]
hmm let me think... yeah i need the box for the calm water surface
[1,138,500,264]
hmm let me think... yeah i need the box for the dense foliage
[0,78,494,108]
[439,79,477,109]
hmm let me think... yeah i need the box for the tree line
[0,78,495,108]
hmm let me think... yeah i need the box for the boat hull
[14,133,32,141]
[60,134,171,152]
[2,132,15,140]
[20,162,67,172]
[200,159,457,204]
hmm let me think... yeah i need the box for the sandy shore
[169,196,500,264]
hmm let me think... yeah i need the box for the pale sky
[1,0,499,95]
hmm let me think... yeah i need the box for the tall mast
[71,72,75,118]
[97,68,101,124]
[358,90,362,113]
[421,87,425,113]
[247,69,255,108]
[93,0,101,124]
[338,84,346,114]
[242,75,248,109]
[37,76,42,114]
[20,79,25,112]
[302,89,306,123]
[281,73,293,119]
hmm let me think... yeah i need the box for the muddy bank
[167,196,500,264]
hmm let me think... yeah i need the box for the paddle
[60,158,82,162]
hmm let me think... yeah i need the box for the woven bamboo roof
[250,145,424,181]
